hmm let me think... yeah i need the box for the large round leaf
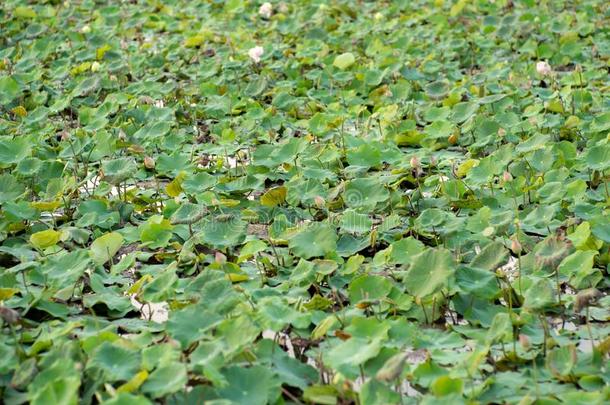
[289,223,338,259]
[404,248,455,298]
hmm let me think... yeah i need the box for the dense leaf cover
[0,0,609,404]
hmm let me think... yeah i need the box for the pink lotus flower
[248,46,264,63]
[536,61,552,76]
[259,2,272,19]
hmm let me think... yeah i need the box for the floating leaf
[289,223,337,259]
[87,342,140,381]
[404,248,455,298]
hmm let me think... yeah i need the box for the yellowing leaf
[219,198,240,207]
[237,239,267,263]
[117,370,149,393]
[70,62,92,76]
[127,274,153,295]
[30,229,61,249]
[0,288,19,301]
[450,0,468,17]
[11,106,27,117]
[564,115,581,129]
[165,180,182,197]
[30,200,62,211]
[260,186,287,207]
[226,273,249,282]
[311,316,336,340]
[165,172,186,197]
[546,99,564,113]
[333,52,355,70]
[456,159,479,178]
[14,6,37,18]
[184,35,205,48]
[90,232,124,265]
[96,44,112,60]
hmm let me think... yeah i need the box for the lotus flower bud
[215,251,227,264]
[0,306,20,324]
[510,238,522,255]
[314,195,326,209]
[519,334,530,350]
[144,156,155,169]
[503,171,512,182]
[409,156,420,169]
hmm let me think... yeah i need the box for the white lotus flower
[536,61,552,76]
[259,2,272,19]
[248,46,264,63]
